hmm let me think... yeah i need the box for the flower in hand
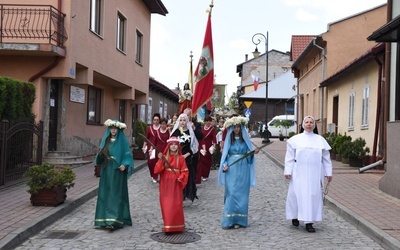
[222,165,228,172]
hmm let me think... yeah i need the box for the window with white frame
[348,91,355,129]
[136,30,143,64]
[163,103,168,118]
[147,97,153,124]
[90,0,103,35]
[117,12,126,52]
[159,101,163,116]
[361,86,370,128]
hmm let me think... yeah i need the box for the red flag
[192,13,214,115]
[252,75,260,91]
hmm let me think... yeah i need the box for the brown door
[332,96,339,134]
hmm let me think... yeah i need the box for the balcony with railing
[0,4,68,57]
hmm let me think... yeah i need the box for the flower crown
[104,119,127,130]
[223,116,248,128]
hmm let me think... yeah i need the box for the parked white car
[267,115,296,137]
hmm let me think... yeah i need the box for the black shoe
[305,223,315,233]
[292,219,299,227]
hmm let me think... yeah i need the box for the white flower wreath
[104,119,127,130]
[223,116,248,129]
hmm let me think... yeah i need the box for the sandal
[292,219,299,227]
[305,223,315,233]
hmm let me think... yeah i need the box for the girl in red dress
[154,136,189,234]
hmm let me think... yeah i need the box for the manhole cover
[42,230,83,239]
[150,232,201,244]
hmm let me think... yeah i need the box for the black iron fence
[0,4,67,47]
[0,119,43,186]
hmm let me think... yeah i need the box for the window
[361,86,370,128]
[117,13,126,52]
[348,91,355,129]
[119,100,126,123]
[87,86,102,124]
[147,97,152,124]
[159,101,163,116]
[90,0,103,35]
[136,30,143,64]
[163,103,168,118]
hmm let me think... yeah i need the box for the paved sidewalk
[253,137,400,250]
[0,158,147,250]
[0,138,400,250]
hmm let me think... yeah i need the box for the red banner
[192,14,214,115]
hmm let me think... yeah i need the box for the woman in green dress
[94,119,134,230]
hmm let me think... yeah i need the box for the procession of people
[92,82,332,235]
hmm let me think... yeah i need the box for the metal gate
[0,119,43,186]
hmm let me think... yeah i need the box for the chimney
[245,54,248,61]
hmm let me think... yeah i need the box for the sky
[149,0,386,100]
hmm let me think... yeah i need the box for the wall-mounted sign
[70,86,85,104]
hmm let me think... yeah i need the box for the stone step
[43,155,92,168]
[46,151,70,157]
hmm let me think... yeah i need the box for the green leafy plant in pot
[132,119,147,159]
[23,163,76,206]
[349,137,370,167]
[274,119,292,141]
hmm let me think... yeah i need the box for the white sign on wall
[70,86,85,104]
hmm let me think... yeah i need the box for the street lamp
[252,32,270,144]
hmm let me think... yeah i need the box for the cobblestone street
[15,152,383,249]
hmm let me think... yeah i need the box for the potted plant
[23,163,76,206]
[274,119,292,141]
[332,133,351,161]
[339,140,353,164]
[349,137,369,167]
[323,132,337,159]
[132,119,147,160]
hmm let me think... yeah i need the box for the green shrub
[339,137,370,159]
[0,77,35,122]
[333,133,351,156]
[133,119,147,149]
[351,137,370,159]
[24,163,76,195]
[322,132,337,150]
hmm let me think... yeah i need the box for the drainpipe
[313,38,325,134]
[29,0,63,83]
[29,56,61,83]
[373,55,383,163]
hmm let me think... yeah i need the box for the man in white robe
[284,116,333,233]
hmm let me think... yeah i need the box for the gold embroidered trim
[95,218,124,225]
[164,224,185,228]
[223,213,248,218]
[166,168,188,172]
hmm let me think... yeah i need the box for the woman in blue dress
[218,116,259,229]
